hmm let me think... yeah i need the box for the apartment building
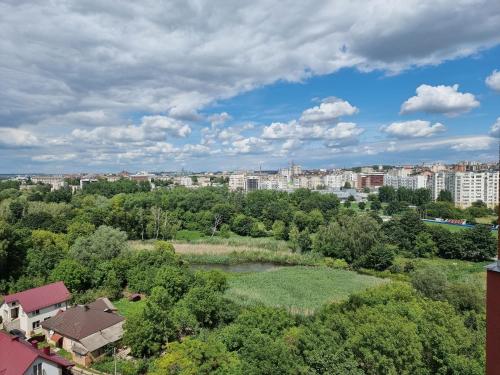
[430,171,447,200]
[446,171,499,208]
[384,175,428,190]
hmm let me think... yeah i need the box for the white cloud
[381,120,446,138]
[72,115,190,144]
[490,117,500,137]
[0,128,39,147]
[208,112,232,126]
[229,137,270,154]
[486,70,500,91]
[32,153,78,162]
[400,84,479,116]
[324,122,364,140]
[385,135,495,152]
[300,98,358,123]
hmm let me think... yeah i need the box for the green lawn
[226,266,387,314]
[424,221,498,237]
[113,297,146,319]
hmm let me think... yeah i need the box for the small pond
[190,262,283,273]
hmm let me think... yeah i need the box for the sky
[0,0,499,173]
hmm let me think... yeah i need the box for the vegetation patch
[114,297,147,319]
[226,266,387,314]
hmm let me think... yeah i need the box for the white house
[0,331,74,375]
[0,281,71,338]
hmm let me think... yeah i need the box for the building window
[55,303,62,308]
[32,309,40,316]
[32,320,40,330]
[33,363,42,375]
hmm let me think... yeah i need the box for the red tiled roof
[3,281,70,313]
[0,331,73,375]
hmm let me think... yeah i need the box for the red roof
[0,331,73,375]
[3,281,71,313]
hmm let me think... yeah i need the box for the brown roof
[41,298,124,341]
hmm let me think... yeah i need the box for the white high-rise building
[447,171,499,208]
[430,171,447,200]
[229,173,246,191]
[384,175,428,190]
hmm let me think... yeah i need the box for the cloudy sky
[1,0,499,173]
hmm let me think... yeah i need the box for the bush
[324,258,349,270]
[411,267,447,300]
[355,244,395,271]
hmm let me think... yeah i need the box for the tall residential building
[446,171,499,208]
[229,173,246,191]
[430,171,447,200]
[384,175,428,190]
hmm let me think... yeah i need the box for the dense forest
[0,179,496,374]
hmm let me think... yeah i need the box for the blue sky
[0,1,499,173]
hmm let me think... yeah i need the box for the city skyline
[1,1,499,173]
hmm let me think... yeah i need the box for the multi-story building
[229,173,246,191]
[446,171,499,208]
[384,175,428,190]
[430,171,447,200]
[30,176,67,191]
[358,173,385,189]
[245,176,260,192]
[0,282,71,338]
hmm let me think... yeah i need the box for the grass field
[424,221,498,236]
[114,297,146,319]
[226,266,387,314]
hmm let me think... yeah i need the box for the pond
[190,262,283,273]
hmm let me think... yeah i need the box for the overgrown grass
[92,358,146,375]
[361,256,488,286]
[174,233,291,252]
[182,250,323,266]
[226,266,387,314]
[114,297,146,319]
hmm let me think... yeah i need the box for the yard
[225,266,387,315]
[113,298,146,319]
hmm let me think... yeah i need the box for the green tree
[272,220,287,240]
[355,243,395,271]
[460,225,497,260]
[26,230,68,278]
[378,186,397,203]
[413,232,437,257]
[288,224,300,252]
[411,267,448,300]
[231,214,254,236]
[298,229,312,252]
[69,225,128,264]
[50,259,90,292]
[151,337,241,375]
[437,190,453,203]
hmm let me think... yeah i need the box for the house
[0,331,74,375]
[42,298,125,367]
[0,282,71,338]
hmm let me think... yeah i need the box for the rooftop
[42,298,124,341]
[3,281,71,313]
[0,331,73,375]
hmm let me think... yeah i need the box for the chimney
[486,207,500,374]
[43,346,51,356]
[31,340,38,348]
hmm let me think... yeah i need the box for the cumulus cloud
[490,117,500,137]
[208,112,232,126]
[486,70,500,91]
[384,135,495,152]
[229,137,270,154]
[300,98,358,124]
[400,84,479,116]
[0,128,39,147]
[381,120,446,138]
[72,115,190,144]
